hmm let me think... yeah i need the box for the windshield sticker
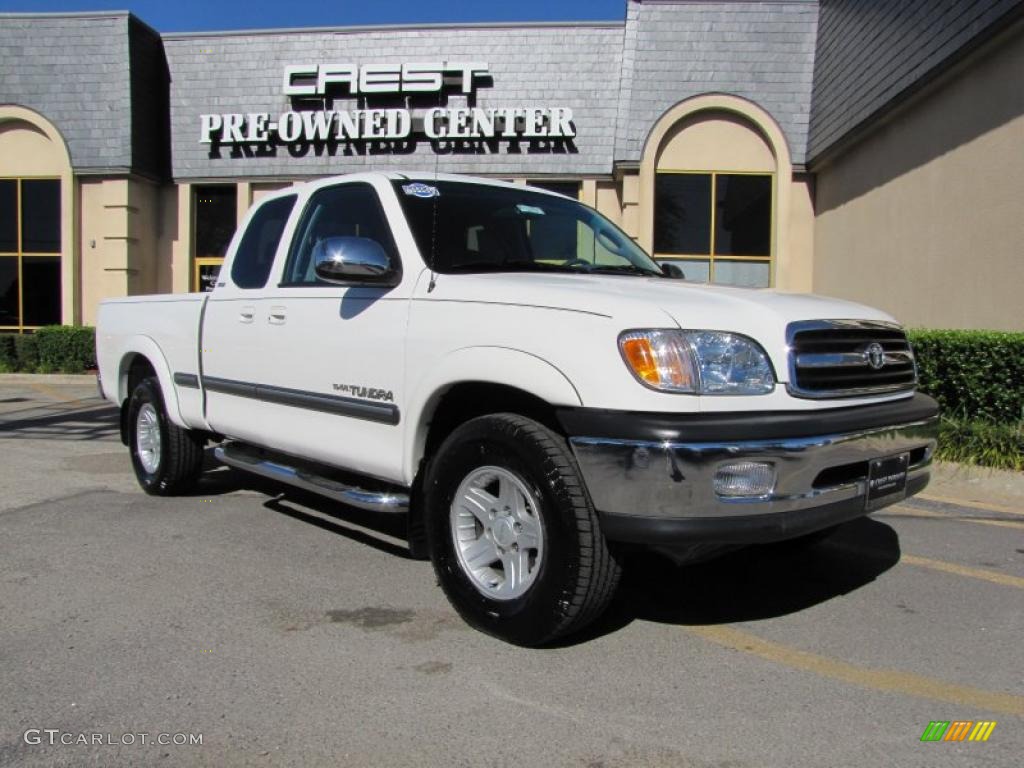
[516,204,546,216]
[403,183,440,199]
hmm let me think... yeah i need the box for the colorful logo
[920,721,997,742]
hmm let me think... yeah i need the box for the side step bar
[214,442,409,514]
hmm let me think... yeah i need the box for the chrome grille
[786,320,917,399]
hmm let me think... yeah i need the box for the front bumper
[562,393,939,545]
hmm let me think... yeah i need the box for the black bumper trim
[600,474,929,545]
[557,392,938,443]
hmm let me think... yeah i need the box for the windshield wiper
[586,264,663,277]
[444,260,587,274]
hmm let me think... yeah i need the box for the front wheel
[127,376,205,495]
[425,414,620,646]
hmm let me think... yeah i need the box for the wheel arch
[403,347,582,559]
[115,337,186,431]
[404,347,582,482]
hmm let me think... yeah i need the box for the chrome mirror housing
[312,237,398,286]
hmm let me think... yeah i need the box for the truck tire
[424,413,620,646]
[127,376,205,496]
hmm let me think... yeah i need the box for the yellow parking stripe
[886,505,1024,531]
[687,625,1024,717]
[826,541,1024,589]
[917,493,1024,517]
[900,554,1024,589]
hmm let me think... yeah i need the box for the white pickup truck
[97,172,939,645]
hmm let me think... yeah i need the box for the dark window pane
[529,213,579,262]
[22,256,61,326]
[232,195,296,289]
[21,179,61,253]
[0,181,16,252]
[654,174,711,255]
[715,175,771,257]
[197,263,221,293]
[528,181,580,199]
[285,183,397,285]
[194,186,237,259]
[0,257,18,326]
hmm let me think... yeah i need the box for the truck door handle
[268,307,287,325]
[239,306,255,323]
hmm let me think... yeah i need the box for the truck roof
[255,171,575,205]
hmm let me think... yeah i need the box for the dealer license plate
[866,452,910,511]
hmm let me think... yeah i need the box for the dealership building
[1,0,1022,331]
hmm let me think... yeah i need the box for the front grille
[787,320,917,399]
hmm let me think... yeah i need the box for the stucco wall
[813,26,1024,331]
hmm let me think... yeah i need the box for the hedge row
[935,417,1024,471]
[0,326,96,373]
[908,329,1024,424]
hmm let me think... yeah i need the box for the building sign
[199,62,576,147]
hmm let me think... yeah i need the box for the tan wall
[595,181,622,227]
[813,27,1024,331]
[781,175,815,293]
[656,112,776,172]
[79,177,168,325]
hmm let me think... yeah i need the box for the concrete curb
[0,373,96,384]
[929,461,1024,507]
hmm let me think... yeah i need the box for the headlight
[619,329,775,395]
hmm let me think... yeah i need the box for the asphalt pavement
[1,375,1021,767]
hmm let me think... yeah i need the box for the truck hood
[433,272,898,379]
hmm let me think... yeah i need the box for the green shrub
[936,416,1024,471]
[0,334,16,372]
[34,326,96,374]
[909,329,1024,423]
[13,333,39,373]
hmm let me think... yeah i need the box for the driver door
[248,180,412,483]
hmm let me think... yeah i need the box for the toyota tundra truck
[96,172,939,646]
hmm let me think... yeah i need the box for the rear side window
[230,195,296,289]
[283,183,398,286]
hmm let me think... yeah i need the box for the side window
[283,183,398,286]
[230,195,296,289]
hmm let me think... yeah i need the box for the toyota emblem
[864,342,886,370]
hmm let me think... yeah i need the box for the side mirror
[662,262,686,280]
[312,236,399,286]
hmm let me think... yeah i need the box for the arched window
[640,95,794,290]
[0,109,71,330]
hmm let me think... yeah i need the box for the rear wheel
[127,376,205,495]
[425,413,620,646]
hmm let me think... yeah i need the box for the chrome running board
[214,442,409,514]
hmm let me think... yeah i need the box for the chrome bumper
[569,417,939,521]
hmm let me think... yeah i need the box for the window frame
[654,170,775,288]
[229,193,297,290]
[0,176,62,332]
[279,182,400,288]
[191,184,238,292]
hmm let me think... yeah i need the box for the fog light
[713,462,776,498]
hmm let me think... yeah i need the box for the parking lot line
[687,625,1024,717]
[900,554,1024,589]
[886,504,1024,531]
[824,541,1024,588]
[917,493,1024,517]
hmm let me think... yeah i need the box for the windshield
[392,180,664,277]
